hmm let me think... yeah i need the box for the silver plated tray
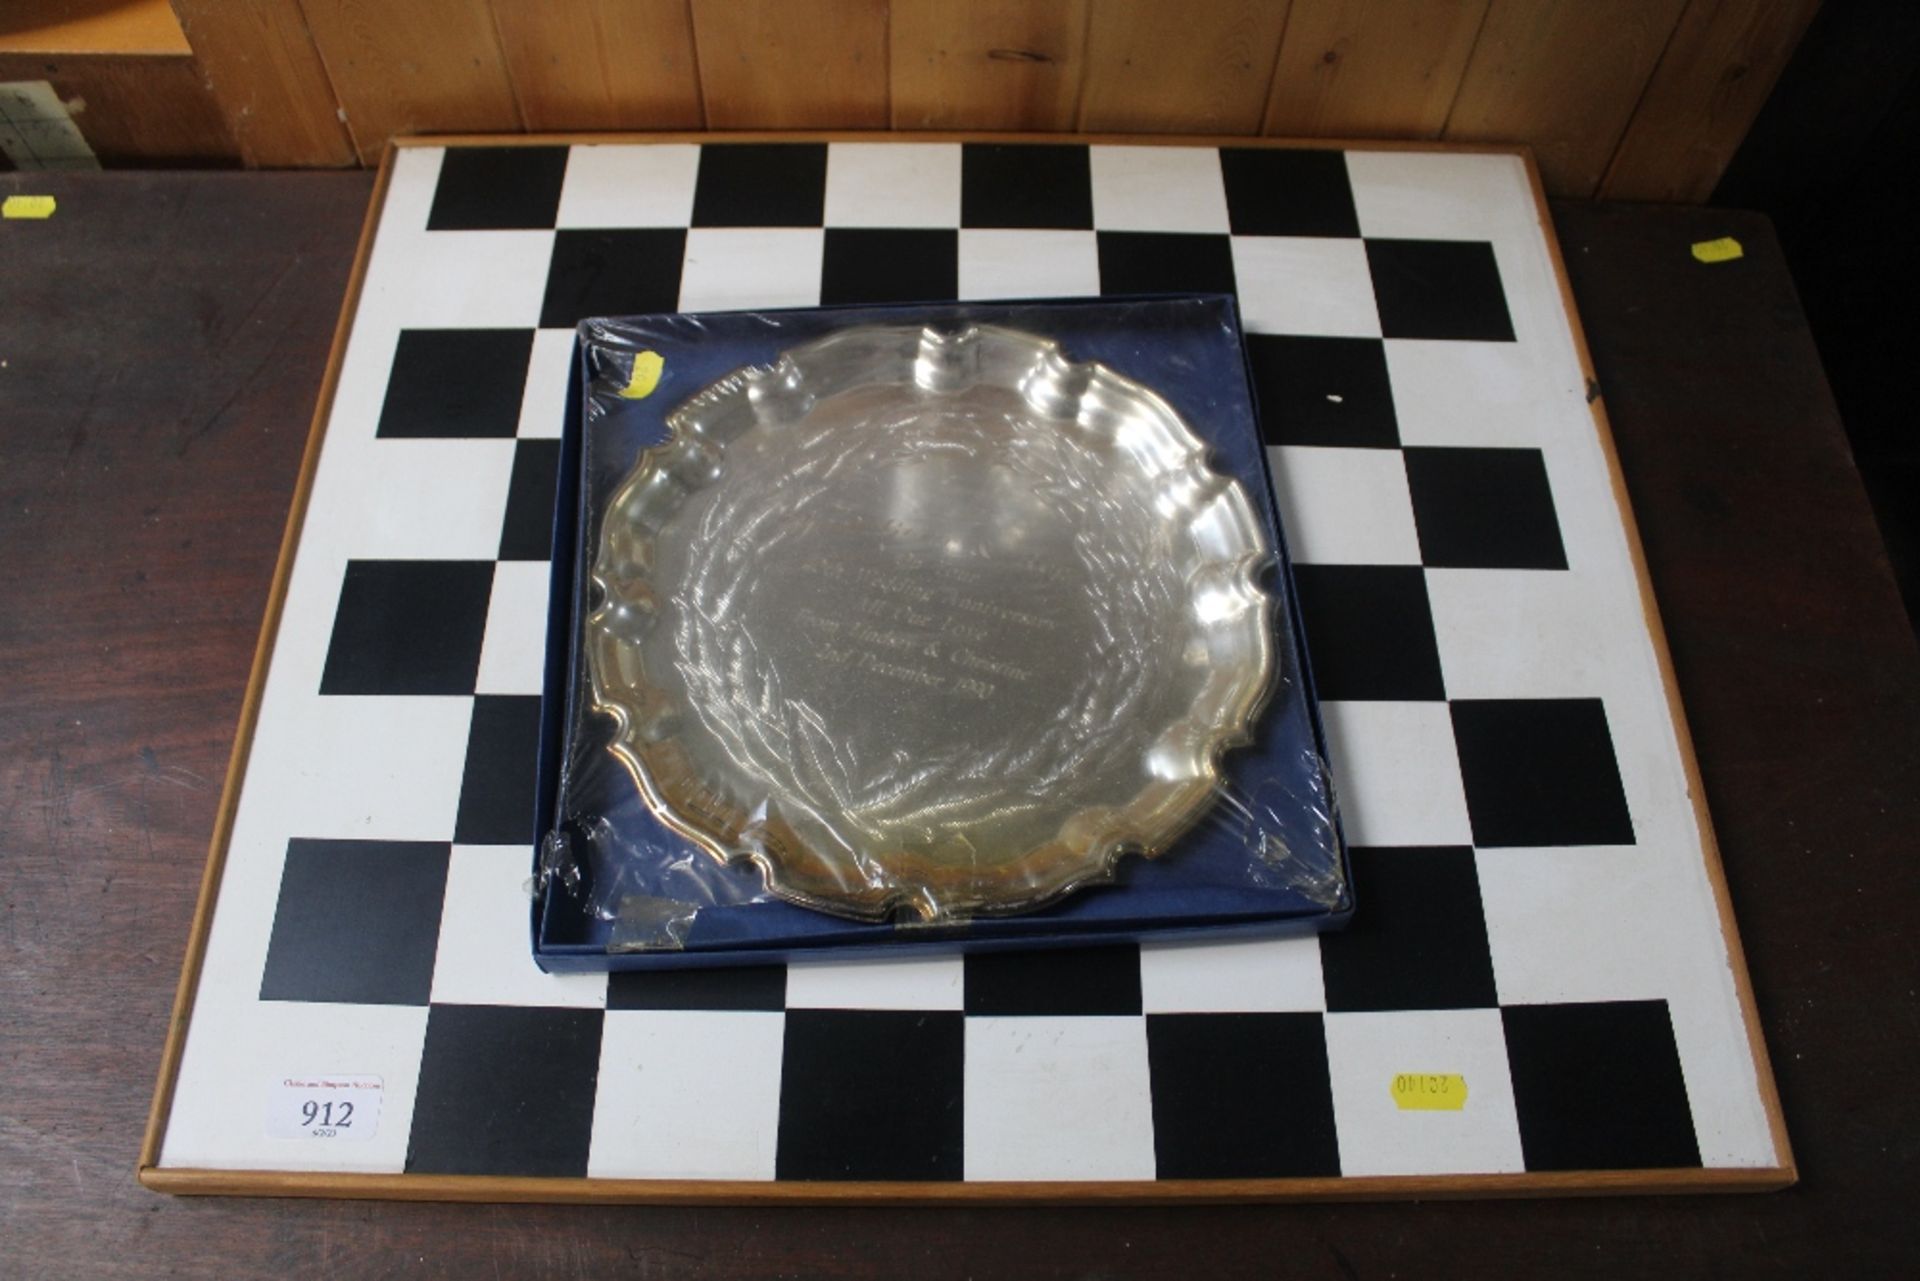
[587,324,1276,921]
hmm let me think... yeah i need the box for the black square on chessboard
[407,1005,604,1178]
[1147,1014,1339,1178]
[1218,147,1360,238]
[961,143,1093,229]
[319,560,494,696]
[426,146,569,231]
[1365,239,1516,341]
[259,839,448,1005]
[1246,334,1399,448]
[964,944,1142,1016]
[820,228,959,306]
[1451,699,1635,847]
[1289,565,1446,701]
[607,964,788,1012]
[691,143,827,227]
[1319,847,1497,1012]
[1503,1001,1701,1170]
[376,329,533,439]
[539,229,687,330]
[1404,447,1567,569]
[1097,232,1236,298]
[499,439,562,560]
[454,695,544,846]
[777,1010,964,1180]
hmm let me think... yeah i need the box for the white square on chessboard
[429,846,607,1007]
[380,146,444,233]
[1427,568,1646,700]
[311,323,397,448]
[253,545,357,704]
[1385,340,1570,449]
[555,143,700,228]
[1088,146,1230,233]
[305,438,518,561]
[241,693,472,841]
[825,142,962,227]
[475,561,553,696]
[1318,701,1473,848]
[1344,150,1537,243]
[957,230,1101,301]
[184,828,294,1014]
[358,228,553,331]
[1475,846,1692,1007]
[160,1000,428,1173]
[1322,1009,1526,1176]
[1231,237,1381,338]
[963,1016,1156,1180]
[589,1010,784,1180]
[677,228,825,311]
[517,328,577,436]
[783,954,965,1011]
[1266,446,1422,565]
[1139,935,1326,1012]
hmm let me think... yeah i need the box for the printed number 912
[300,1100,354,1130]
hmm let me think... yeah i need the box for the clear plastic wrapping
[534,297,1348,966]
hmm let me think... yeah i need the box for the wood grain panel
[298,0,521,164]
[890,0,1087,131]
[0,52,238,164]
[1079,0,1290,134]
[1264,0,1489,139]
[170,0,355,167]
[1445,0,1690,196]
[0,0,190,54]
[490,0,703,131]
[1601,0,1819,202]
[690,0,888,129]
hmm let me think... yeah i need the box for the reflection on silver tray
[587,324,1276,921]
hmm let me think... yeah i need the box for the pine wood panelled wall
[890,0,1089,131]
[1447,0,1693,196]
[1078,0,1293,135]
[691,0,891,129]
[169,0,352,165]
[493,1,704,133]
[1602,0,1822,201]
[1263,0,1490,141]
[157,0,1816,199]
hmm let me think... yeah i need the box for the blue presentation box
[533,295,1351,972]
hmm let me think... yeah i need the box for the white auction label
[267,1074,383,1140]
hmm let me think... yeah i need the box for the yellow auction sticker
[3,194,56,220]
[1690,236,1744,264]
[619,350,665,399]
[1391,1073,1468,1111]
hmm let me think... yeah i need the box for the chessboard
[140,135,1791,1200]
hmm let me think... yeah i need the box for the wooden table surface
[1,170,1914,1278]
